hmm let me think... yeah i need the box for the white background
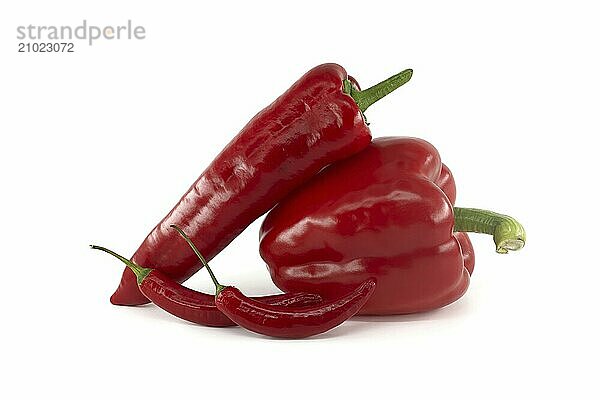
[1,1,598,399]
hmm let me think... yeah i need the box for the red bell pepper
[259,137,525,315]
[110,64,413,305]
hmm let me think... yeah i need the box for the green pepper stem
[453,207,526,254]
[90,245,151,285]
[344,69,413,113]
[170,225,225,296]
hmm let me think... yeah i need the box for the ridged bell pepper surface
[259,137,525,315]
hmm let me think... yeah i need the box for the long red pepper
[111,64,412,306]
[91,245,322,327]
[173,225,376,339]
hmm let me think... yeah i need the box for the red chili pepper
[91,246,322,327]
[259,137,526,315]
[111,64,413,306]
[174,225,376,338]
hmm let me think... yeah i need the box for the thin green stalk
[90,245,151,285]
[170,225,226,296]
[344,69,413,113]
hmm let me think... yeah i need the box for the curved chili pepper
[259,137,525,315]
[216,280,375,339]
[91,246,322,327]
[173,225,376,339]
[111,64,413,306]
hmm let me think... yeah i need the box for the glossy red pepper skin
[259,137,475,315]
[216,279,376,338]
[139,270,322,327]
[111,64,372,305]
